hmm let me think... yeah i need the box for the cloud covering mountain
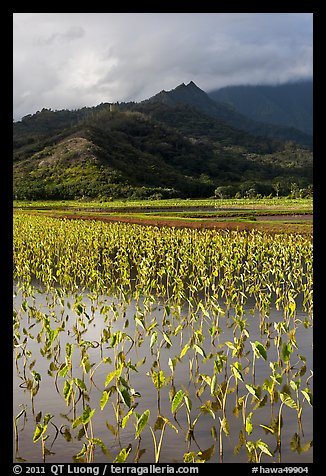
[13,13,313,121]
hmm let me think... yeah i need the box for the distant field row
[13,197,313,235]
[13,197,313,211]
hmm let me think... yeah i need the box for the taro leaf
[214,355,225,374]
[100,390,109,410]
[200,401,215,419]
[63,380,72,404]
[260,424,275,435]
[49,362,57,372]
[163,332,172,347]
[114,447,131,463]
[77,427,86,441]
[153,415,177,433]
[291,432,301,453]
[152,370,165,390]
[180,343,190,359]
[72,415,83,429]
[43,414,53,425]
[210,374,217,395]
[280,392,298,410]
[184,395,192,412]
[164,305,171,316]
[257,440,273,457]
[82,405,95,425]
[271,373,283,385]
[212,399,222,412]
[154,415,166,431]
[33,424,45,442]
[253,341,267,360]
[288,298,296,315]
[198,444,215,461]
[91,438,111,457]
[301,388,313,406]
[150,331,158,349]
[62,427,72,442]
[255,394,268,410]
[134,448,146,463]
[106,422,117,436]
[81,355,91,374]
[198,302,210,318]
[32,385,39,397]
[201,374,211,386]
[66,343,74,358]
[135,317,146,330]
[211,426,218,441]
[35,411,42,423]
[290,379,301,392]
[225,341,236,351]
[105,370,117,387]
[174,324,182,336]
[43,447,55,456]
[291,434,313,454]
[168,357,177,373]
[245,384,260,400]
[119,375,129,389]
[29,359,36,370]
[245,412,253,435]
[171,389,184,414]
[194,343,206,358]
[301,440,313,453]
[282,342,293,363]
[31,371,41,382]
[135,409,150,439]
[74,378,87,392]
[232,364,244,382]
[169,384,176,402]
[219,416,230,435]
[121,408,134,429]
[184,452,198,463]
[73,443,87,461]
[59,364,69,377]
[118,386,131,408]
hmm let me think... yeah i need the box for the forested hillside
[13,82,313,200]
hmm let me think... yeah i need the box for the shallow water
[13,288,313,464]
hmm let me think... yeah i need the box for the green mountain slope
[146,81,312,147]
[208,81,313,136]
[13,83,313,201]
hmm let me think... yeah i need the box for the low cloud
[13,13,313,120]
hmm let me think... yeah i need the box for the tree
[272,181,282,198]
[290,182,300,198]
[214,185,237,199]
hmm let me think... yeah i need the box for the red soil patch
[46,213,312,235]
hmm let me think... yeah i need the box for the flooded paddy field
[13,214,313,464]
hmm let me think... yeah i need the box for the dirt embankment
[45,212,312,234]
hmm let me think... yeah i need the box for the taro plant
[72,404,110,463]
[33,413,54,462]
[245,439,274,463]
[14,405,27,461]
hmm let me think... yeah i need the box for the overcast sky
[13,13,313,121]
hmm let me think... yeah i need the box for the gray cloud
[13,13,313,120]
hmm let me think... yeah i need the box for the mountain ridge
[13,80,313,201]
[145,81,312,147]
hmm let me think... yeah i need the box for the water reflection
[13,287,313,463]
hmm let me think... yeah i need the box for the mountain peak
[174,80,204,93]
[147,80,209,107]
[187,80,200,88]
